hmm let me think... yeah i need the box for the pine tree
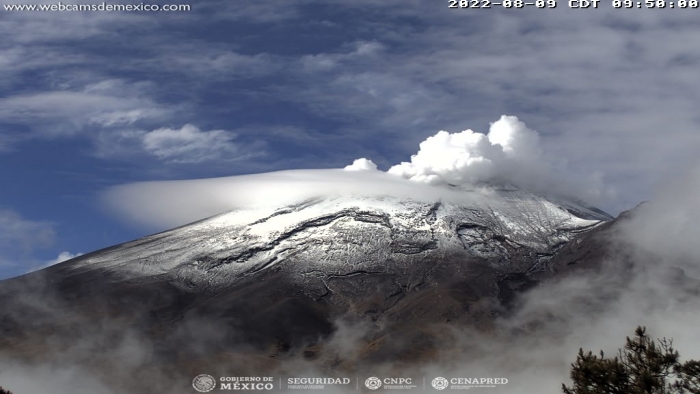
[671,360,700,394]
[563,326,700,394]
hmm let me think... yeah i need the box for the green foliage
[0,386,12,394]
[563,326,700,394]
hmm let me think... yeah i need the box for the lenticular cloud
[386,115,548,188]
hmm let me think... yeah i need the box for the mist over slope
[2,186,699,394]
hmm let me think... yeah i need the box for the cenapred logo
[192,374,217,392]
[365,377,382,390]
[432,377,449,390]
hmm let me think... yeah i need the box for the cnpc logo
[365,377,414,390]
[365,377,382,390]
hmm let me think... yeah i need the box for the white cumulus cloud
[344,158,377,171]
[386,115,549,190]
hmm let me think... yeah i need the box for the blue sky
[1,0,700,279]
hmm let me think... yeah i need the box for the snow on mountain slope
[68,187,608,291]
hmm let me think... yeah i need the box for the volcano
[0,183,619,393]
